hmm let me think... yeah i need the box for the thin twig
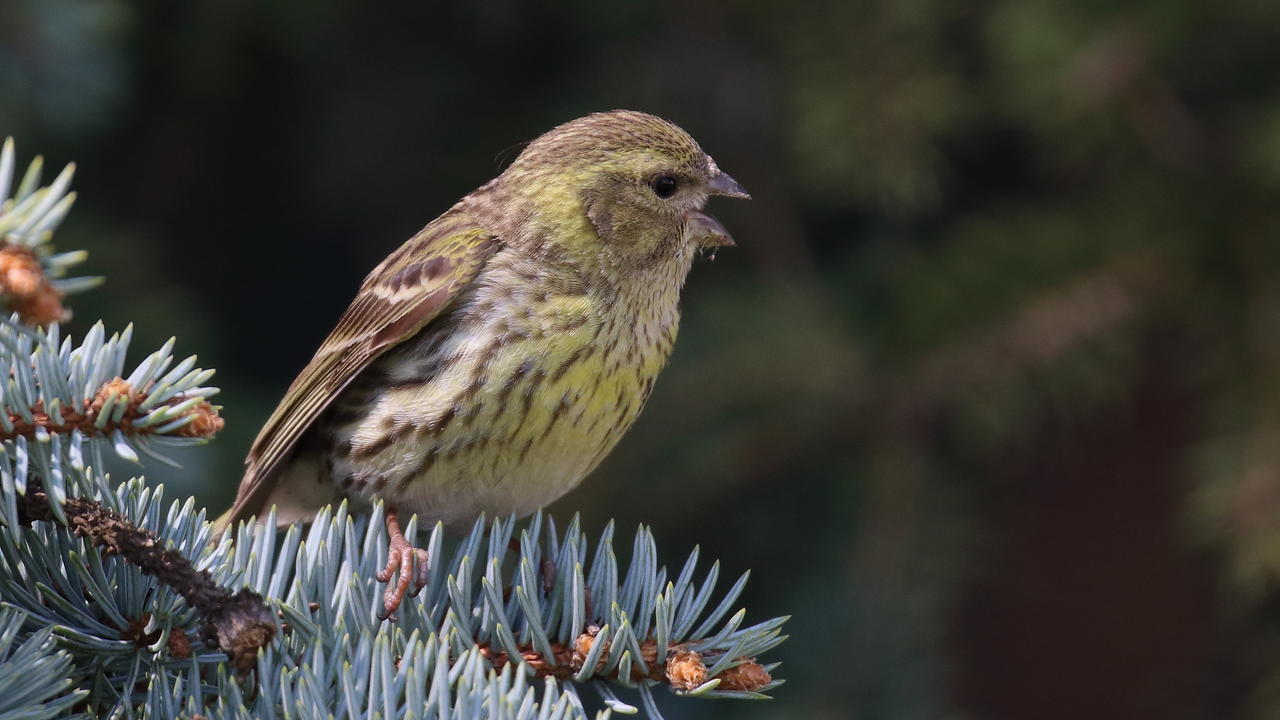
[476,632,772,692]
[1,377,223,443]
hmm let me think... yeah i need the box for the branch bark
[16,481,273,670]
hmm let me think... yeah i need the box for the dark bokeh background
[6,1,1280,717]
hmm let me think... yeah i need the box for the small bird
[218,111,748,618]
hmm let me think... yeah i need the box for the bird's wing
[221,211,500,527]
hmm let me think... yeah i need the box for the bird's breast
[326,260,681,525]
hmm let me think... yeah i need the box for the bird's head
[498,110,749,273]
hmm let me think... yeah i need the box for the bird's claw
[376,510,429,620]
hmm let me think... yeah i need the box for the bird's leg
[542,557,556,593]
[375,508,430,620]
[500,541,594,621]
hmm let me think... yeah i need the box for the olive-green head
[498,110,748,270]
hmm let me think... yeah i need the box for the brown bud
[715,659,773,692]
[176,399,225,438]
[0,246,42,296]
[572,628,610,674]
[92,378,135,414]
[0,245,66,325]
[665,648,707,691]
[167,628,192,659]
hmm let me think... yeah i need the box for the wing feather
[222,211,499,526]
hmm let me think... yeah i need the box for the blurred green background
[5,0,1280,717]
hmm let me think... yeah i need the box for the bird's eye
[651,175,678,199]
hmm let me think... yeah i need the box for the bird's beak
[707,171,750,199]
[706,157,751,199]
[684,209,736,248]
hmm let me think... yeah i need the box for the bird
[217,110,749,618]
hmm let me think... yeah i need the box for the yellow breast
[329,251,681,526]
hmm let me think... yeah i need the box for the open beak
[690,158,748,247]
[684,209,736,248]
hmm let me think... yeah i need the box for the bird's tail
[215,454,332,533]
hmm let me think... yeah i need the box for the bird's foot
[376,508,429,620]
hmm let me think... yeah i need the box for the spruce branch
[0,608,86,719]
[216,504,787,716]
[478,630,774,693]
[0,375,223,444]
[0,139,100,325]
[3,477,787,718]
[14,480,275,671]
[0,317,221,533]
[0,476,250,716]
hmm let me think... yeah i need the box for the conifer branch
[228,504,788,715]
[0,609,86,718]
[0,376,223,444]
[0,317,222,533]
[0,139,100,325]
[477,632,774,693]
[15,480,274,671]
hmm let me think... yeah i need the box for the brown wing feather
[221,211,500,526]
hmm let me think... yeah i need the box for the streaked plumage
[219,111,747,615]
